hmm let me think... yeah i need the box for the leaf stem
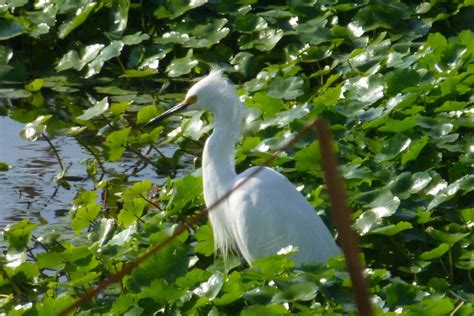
[42,133,64,171]
[74,136,106,181]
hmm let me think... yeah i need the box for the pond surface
[0,116,178,228]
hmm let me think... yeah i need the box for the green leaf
[56,44,105,72]
[36,252,66,270]
[141,279,186,303]
[235,15,268,33]
[122,32,149,45]
[246,92,285,117]
[166,175,203,214]
[0,18,24,40]
[72,203,101,234]
[104,127,131,161]
[342,75,384,106]
[153,0,206,19]
[426,227,470,245]
[193,271,224,300]
[0,161,10,171]
[86,41,124,77]
[239,28,284,51]
[166,50,198,77]
[241,304,288,315]
[376,135,412,162]
[378,117,417,132]
[460,208,474,223]
[271,282,318,303]
[252,253,295,276]
[435,100,468,112]
[386,68,421,95]
[194,224,214,256]
[175,268,211,288]
[370,221,413,236]
[184,18,230,48]
[268,76,305,99]
[123,180,153,199]
[8,261,39,281]
[419,243,450,260]
[118,198,148,227]
[20,115,51,141]
[354,190,401,234]
[136,105,158,125]
[111,294,138,315]
[58,2,97,39]
[121,69,157,78]
[407,297,454,314]
[0,88,31,99]
[108,0,129,35]
[428,175,474,210]
[294,141,321,176]
[24,79,44,92]
[244,286,279,305]
[401,136,429,165]
[109,102,131,115]
[3,219,36,252]
[385,281,417,308]
[76,97,109,121]
[106,223,136,247]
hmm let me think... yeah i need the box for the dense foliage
[1,0,473,314]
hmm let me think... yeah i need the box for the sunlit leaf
[193,271,224,300]
[370,221,412,236]
[20,115,51,141]
[419,243,450,260]
[104,127,131,161]
[136,105,158,125]
[24,79,43,92]
[166,50,198,77]
[58,2,96,39]
[86,41,124,77]
[401,136,429,165]
[268,76,305,100]
[118,198,148,227]
[194,224,214,256]
[72,203,100,234]
[271,282,318,303]
[76,97,109,121]
[3,219,36,252]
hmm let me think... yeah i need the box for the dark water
[0,116,178,228]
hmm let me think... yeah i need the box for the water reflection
[0,116,186,228]
[0,116,90,226]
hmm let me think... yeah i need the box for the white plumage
[149,69,340,265]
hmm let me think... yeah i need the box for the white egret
[148,69,340,265]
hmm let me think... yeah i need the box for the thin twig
[74,136,106,182]
[124,116,167,159]
[126,144,159,168]
[450,300,464,316]
[42,133,64,171]
[59,119,319,316]
[313,118,373,316]
[140,193,163,211]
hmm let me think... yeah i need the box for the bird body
[149,69,340,265]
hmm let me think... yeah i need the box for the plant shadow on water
[0,115,188,228]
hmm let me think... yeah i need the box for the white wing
[228,167,340,265]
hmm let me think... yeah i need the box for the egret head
[147,69,243,126]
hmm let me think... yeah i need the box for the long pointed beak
[145,101,190,127]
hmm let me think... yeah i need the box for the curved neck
[202,99,243,204]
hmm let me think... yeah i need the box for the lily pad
[268,76,305,100]
[166,50,198,77]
